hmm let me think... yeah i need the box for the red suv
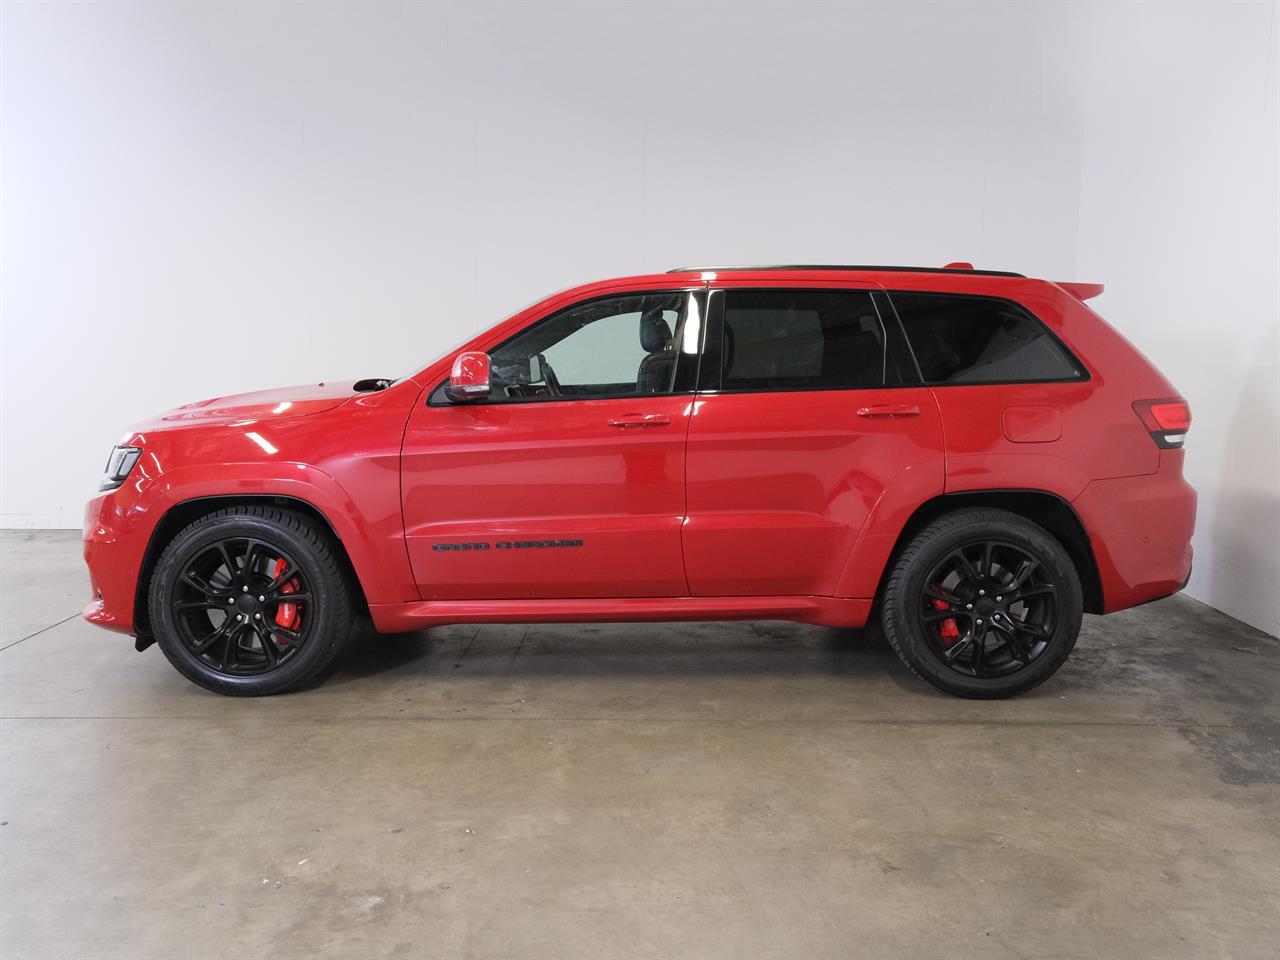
[84,264,1195,699]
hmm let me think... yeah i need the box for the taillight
[1133,398,1191,448]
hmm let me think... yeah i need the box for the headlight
[100,445,142,492]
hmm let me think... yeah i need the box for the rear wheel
[148,505,353,696]
[881,508,1083,699]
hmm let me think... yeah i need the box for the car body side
[83,268,1195,638]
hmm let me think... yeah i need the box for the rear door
[683,282,944,596]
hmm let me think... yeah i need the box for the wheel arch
[133,495,370,634]
[875,490,1104,614]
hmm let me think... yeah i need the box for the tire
[148,505,353,696]
[881,507,1083,699]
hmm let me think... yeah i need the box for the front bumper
[83,491,153,635]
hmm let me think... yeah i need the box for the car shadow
[315,618,925,691]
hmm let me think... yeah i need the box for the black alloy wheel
[881,507,1083,699]
[149,505,353,696]
[171,536,311,676]
[918,540,1059,678]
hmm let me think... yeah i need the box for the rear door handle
[856,403,920,418]
[608,413,672,429]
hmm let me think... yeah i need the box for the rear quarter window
[889,292,1083,384]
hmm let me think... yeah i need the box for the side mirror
[445,351,491,402]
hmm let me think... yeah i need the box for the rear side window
[890,293,1083,384]
[718,289,888,391]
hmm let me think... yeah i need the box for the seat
[821,324,884,386]
[636,309,675,393]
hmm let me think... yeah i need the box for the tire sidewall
[884,513,1083,699]
[149,513,343,695]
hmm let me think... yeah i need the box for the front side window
[714,289,888,392]
[481,291,700,402]
[890,292,1083,384]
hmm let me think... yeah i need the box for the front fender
[85,459,415,635]
[140,462,416,606]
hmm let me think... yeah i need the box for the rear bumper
[1073,451,1196,613]
[83,492,151,635]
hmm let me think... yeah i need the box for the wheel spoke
[192,617,233,653]
[216,540,240,581]
[980,541,994,580]
[1001,625,1031,663]
[181,570,227,597]
[1009,635,1031,663]
[1009,558,1039,592]
[220,623,241,670]
[243,540,271,580]
[269,624,301,646]
[923,609,960,624]
[942,635,973,662]
[174,599,224,612]
[1015,584,1056,601]
[253,622,279,666]
[970,631,987,676]
[1013,620,1052,640]
[949,549,980,585]
[988,613,1017,637]
[266,562,299,593]
[924,586,961,607]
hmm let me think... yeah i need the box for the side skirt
[368,596,873,633]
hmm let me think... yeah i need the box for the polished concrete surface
[1,529,1277,959]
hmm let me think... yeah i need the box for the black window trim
[428,287,707,407]
[695,286,923,397]
[882,290,1091,387]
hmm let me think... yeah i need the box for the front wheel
[148,505,353,696]
[880,508,1083,699]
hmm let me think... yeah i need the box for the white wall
[2,1,1276,633]
[1071,2,1279,636]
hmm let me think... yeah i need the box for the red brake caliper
[270,557,300,644]
[931,598,961,643]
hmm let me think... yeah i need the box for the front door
[683,284,945,596]
[401,289,704,600]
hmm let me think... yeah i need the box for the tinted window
[478,291,699,402]
[718,289,887,391]
[891,293,1082,383]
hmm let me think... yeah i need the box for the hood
[159,381,365,423]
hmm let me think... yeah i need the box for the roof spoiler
[1058,281,1105,301]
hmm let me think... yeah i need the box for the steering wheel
[534,353,561,395]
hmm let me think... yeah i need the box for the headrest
[640,311,673,353]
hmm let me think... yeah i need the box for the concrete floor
[1,530,1277,960]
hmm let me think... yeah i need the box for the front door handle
[609,413,672,429]
[856,403,920,418]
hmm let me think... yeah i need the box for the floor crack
[0,612,81,653]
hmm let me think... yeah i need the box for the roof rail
[665,264,1025,278]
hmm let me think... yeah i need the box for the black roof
[666,264,1025,278]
